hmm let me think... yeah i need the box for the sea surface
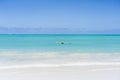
[0,34,120,67]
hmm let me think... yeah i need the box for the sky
[0,0,120,34]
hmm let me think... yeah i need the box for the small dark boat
[60,42,64,44]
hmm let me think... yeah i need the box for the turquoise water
[0,34,120,65]
[0,34,120,53]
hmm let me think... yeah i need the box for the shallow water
[0,34,120,66]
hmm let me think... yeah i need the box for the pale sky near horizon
[0,0,120,34]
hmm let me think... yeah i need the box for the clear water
[0,34,120,53]
[0,34,120,66]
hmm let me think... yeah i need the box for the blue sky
[0,0,120,34]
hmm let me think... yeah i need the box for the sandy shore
[0,64,120,80]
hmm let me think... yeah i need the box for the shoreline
[0,62,120,70]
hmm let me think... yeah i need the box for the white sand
[0,64,120,80]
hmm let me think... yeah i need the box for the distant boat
[56,41,65,44]
[60,41,64,44]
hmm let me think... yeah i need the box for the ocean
[0,34,120,67]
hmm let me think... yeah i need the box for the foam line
[0,62,120,69]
